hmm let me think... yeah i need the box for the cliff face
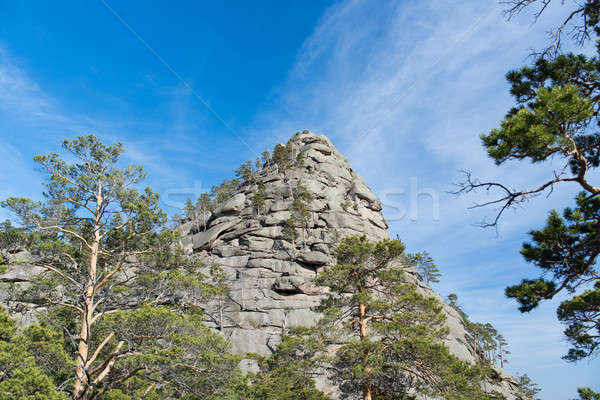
[178,131,524,399]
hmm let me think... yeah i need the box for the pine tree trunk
[73,183,103,400]
[359,303,372,400]
[219,295,224,331]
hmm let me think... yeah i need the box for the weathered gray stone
[240,236,274,251]
[297,250,329,265]
[192,217,242,249]
[273,276,320,295]
[188,131,523,399]
[218,193,246,214]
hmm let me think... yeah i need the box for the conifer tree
[211,178,240,208]
[272,143,292,173]
[574,387,600,400]
[235,160,256,184]
[455,0,600,364]
[407,251,441,285]
[196,192,213,232]
[290,181,312,245]
[516,373,541,400]
[184,197,201,233]
[273,236,493,400]
[496,334,510,368]
[261,150,271,168]
[252,181,266,217]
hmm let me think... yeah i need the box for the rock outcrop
[0,130,524,398]
[177,131,524,399]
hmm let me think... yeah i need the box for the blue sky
[0,0,598,397]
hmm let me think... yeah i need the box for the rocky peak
[177,131,524,399]
[178,130,391,353]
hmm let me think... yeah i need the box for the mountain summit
[178,130,523,398]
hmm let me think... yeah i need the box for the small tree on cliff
[252,181,267,217]
[1,136,244,400]
[196,191,213,231]
[271,236,491,400]
[407,250,441,285]
[290,181,312,245]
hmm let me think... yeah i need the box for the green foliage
[0,220,30,260]
[0,135,243,399]
[460,1,600,368]
[407,251,441,285]
[252,181,266,216]
[573,387,600,400]
[282,216,299,246]
[482,84,593,165]
[235,160,257,184]
[249,341,330,400]
[281,181,313,247]
[261,150,271,167]
[272,143,293,172]
[0,308,68,400]
[184,197,197,223]
[93,305,246,399]
[506,193,600,360]
[290,181,312,245]
[272,141,304,174]
[211,178,240,208]
[445,294,511,367]
[196,192,214,232]
[516,374,541,400]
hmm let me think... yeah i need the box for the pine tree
[496,334,510,368]
[273,236,492,400]
[574,387,600,400]
[252,181,266,217]
[196,192,213,231]
[0,135,245,399]
[211,178,240,207]
[290,181,312,245]
[408,251,441,285]
[455,0,600,363]
[184,197,200,233]
[235,160,256,184]
[261,150,271,168]
[272,143,292,173]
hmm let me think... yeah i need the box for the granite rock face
[177,131,524,399]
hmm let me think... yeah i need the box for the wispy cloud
[0,46,222,215]
[0,48,59,122]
